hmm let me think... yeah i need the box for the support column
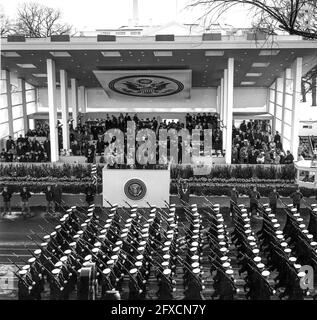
[20,78,29,134]
[47,59,59,162]
[78,86,87,113]
[272,80,277,133]
[312,75,316,106]
[60,70,70,151]
[71,78,79,128]
[216,86,221,115]
[225,58,234,164]
[275,77,283,134]
[291,57,302,158]
[223,69,228,157]
[220,78,224,121]
[220,78,225,151]
[281,68,291,138]
[5,70,14,137]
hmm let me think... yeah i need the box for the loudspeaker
[155,34,175,41]
[51,35,70,42]
[97,35,116,42]
[247,32,267,41]
[7,35,25,42]
[202,33,222,41]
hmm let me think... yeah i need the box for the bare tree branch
[14,2,72,37]
[188,0,317,39]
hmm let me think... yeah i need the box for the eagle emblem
[124,179,147,200]
[109,75,184,97]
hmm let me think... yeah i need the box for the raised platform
[295,160,317,189]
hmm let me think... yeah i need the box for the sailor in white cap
[157,267,176,300]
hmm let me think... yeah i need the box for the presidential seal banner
[102,167,170,207]
[93,69,192,100]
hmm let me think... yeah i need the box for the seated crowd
[1,116,294,165]
[232,119,294,164]
[0,124,51,163]
[68,112,223,163]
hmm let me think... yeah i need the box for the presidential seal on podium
[124,178,147,200]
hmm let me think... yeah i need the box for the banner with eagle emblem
[93,69,191,99]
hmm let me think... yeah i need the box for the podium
[102,166,170,207]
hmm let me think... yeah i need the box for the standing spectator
[96,136,105,156]
[268,187,280,215]
[6,136,15,152]
[20,187,31,218]
[291,187,303,212]
[85,184,95,206]
[256,152,265,164]
[274,131,281,145]
[232,146,239,164]
[86,148,95,163]
[239,145,249,164]
[45,186,55,215]
[240,120,247,132]
[53,183,62,213]
[71,140,80,156]
[177,179,190,205]
[284,150,294,164]
[230,186,239,215]
[43,138,51,161]
[1,186,12,217]
[249,186,260,215]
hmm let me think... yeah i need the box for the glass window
[13,118,24,133]
[276,105,282,120]
[0,109,8,124]
[25,82,34,90]
[11,91,22,106]
[0,123,9,139]
[283,137,291,152]
[284,123,292,138]
[284,109,292,125]
[0,94,7,109]
[276,90,283,105]
[276,119,282,133]
[269,101,275,115]
[26,89,35,102]
[14,129,24,139]
[285,93,293,110]
[26,101,36,115]
[10,72,20,90]
[0,79,6,94]
[12,105,23,119]
[269,88,275,103]
[285,78,293,94]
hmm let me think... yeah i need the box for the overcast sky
[1,0,251,30]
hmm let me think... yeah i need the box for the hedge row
[2,180,316,198]
[0,163,296,181]
[170,164,296,181]
[0,181,103,194]
[170,182,317,198]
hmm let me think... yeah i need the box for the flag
[91,164,98,189]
